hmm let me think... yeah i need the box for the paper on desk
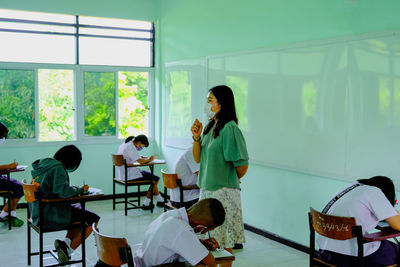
[88,187,103,195]
[16,165,28,170]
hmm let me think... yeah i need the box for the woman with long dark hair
[191,85,249,266]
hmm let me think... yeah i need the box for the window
[0,9,153,67]
[0,9,153,142]
[118,72,149,137]
[39,69,74,141]
[84,72,116,136]
[0,69,35,139]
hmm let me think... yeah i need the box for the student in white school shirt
[134,198,225,267]
[171,147,200,209]
[317,176,400,267]
[117,135,164,209]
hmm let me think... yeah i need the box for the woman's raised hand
[191,119,203,138]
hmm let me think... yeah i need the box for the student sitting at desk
[30,145,100,264]
[117,135,164,209]
[0,121,24,227]
[171,147,200,209]
[133,198,225,267]
[317,176,400,267]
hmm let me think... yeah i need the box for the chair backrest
[161,169,179,189]
[112,154,125,167]
[309,207,358,240]
[92,224,133,267]
[22,179,37,203]
[309,207,364,267]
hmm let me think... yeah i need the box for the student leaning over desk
[191,85,249,267]
[30,145,100,264]
[318,176,400,267]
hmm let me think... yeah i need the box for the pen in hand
[208,231,212,242]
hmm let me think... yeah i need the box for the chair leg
[125,183,128,216]
[113,181,116,210]
[27,223,31,265]
[138,185,141,206]
[39,230,43,267]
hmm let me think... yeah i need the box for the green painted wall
[157,0,400,247]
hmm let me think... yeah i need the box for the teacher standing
[191,85,249,266]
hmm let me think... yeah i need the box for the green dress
[198,120,249,248]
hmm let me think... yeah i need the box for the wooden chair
[0,188,12,229]
[161,169,199,211]
[22,179,87,267]
[309,207,364,267]
[112,154,154,215]
[92,223,134,267]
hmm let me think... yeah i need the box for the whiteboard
[206,32,400,183]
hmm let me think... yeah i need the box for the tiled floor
[0,199,308,266]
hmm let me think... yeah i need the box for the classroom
[1,0,400,266]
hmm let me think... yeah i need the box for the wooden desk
[0,165,26,230]
[128,159,166,209]
[363,226,400,243]
[189,249,235,266]
[151,249,235,267]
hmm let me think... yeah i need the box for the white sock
[10,211,16,217]
[64,238,74,254]
[143,198,151,206]
[156,194,164,202]
[0,211,8,218]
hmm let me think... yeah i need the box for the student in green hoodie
[30,145,100,264]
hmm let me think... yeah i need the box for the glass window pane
[0,69,35,139]
[0,32,75,64]
[79,37,151,66]
[84,72,116,136]
[118,72,149,138]
[38,69,74,141]
[166,71,191,139]
[0,8,75,24]
[79,16,152,30]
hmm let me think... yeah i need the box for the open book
[87,187,103,195]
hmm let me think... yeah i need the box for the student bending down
[30,145,100,264]
[318,176,400,267]
[134,198,225,267]
[117,135,164,209]
[171,147,200,209]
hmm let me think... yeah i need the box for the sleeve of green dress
[222,122,249,167]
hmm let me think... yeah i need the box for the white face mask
[0,138,5,145]
[204,103,216,119]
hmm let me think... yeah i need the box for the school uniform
[117,141,159,182]
[171,148,200,208]
[134,208,209,267]
[317,184,399,266]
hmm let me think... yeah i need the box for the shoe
[0,216,24,227]
[54,239,70,264]
[156,201,165,207]
[233,243,243,249]
[141,203,154,210]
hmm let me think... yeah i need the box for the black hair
[124,135,149,147]
[203,85,238,138]
[53,145,82,171]
[358,176,396,206]
[0,121,9,139]
[208,198,226,227]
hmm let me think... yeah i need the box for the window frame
[0,61,154,147]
